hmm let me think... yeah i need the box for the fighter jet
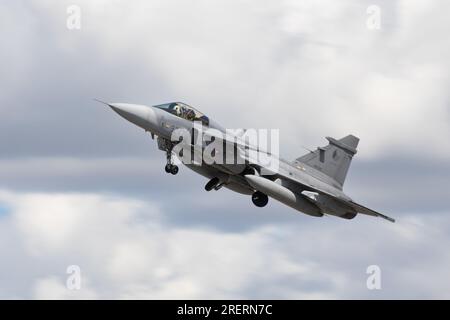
[101,100,395,223]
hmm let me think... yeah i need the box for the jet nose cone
[107,103,156,130]
[107,103,122,113]
[107,103,136,118]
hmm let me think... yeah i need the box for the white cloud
[0,0,448,161]
[33,276,99,300]
[2,0,444,160]
[0,189,450,299]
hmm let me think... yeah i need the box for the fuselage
[106,101,353,218]
[103,101,395,223]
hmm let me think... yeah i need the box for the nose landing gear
[165,163,179,175]
[156,137,179,175]
[164,143,178,175]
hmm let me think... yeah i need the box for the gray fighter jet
[101,100,394,223]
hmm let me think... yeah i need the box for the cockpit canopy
[154,102,209,126]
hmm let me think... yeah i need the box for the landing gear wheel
[252,191,268,207]
[170,165,179,175]
[205,177,220,191]
[165,164,179,175]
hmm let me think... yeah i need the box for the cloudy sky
[1,0,450,299]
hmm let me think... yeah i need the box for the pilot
[179,105,188,118]
[185,108,196,121]
[172,104,182,116]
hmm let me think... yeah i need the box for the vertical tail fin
[295,135,359,187]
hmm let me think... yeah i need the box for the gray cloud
[1,0,449,299]
[1,156,448,213]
